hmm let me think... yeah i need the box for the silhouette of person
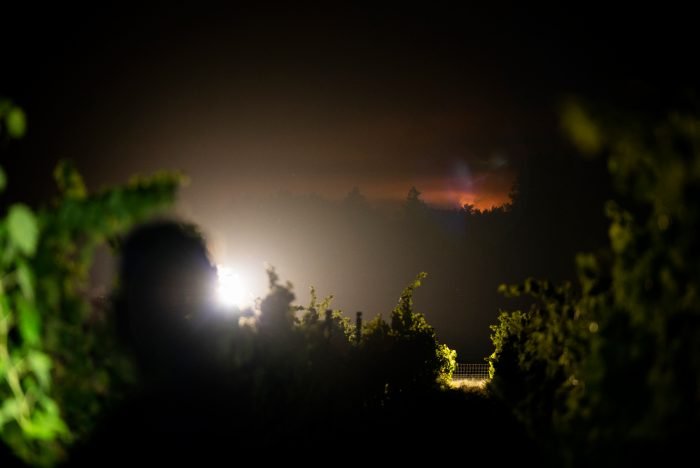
[69,220,244,465]
[115,220,219,380]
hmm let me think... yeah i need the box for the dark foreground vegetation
[0,101,530,465]
[2,98,699,467]
[489,101,700,466]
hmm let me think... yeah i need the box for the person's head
[115,220,217,378]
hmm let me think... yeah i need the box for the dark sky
[2,4,698,358]
[5,4,695,206]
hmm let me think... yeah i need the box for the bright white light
[216,266,252,309]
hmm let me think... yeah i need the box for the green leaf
[6,107,27,138]
[561,101,602,156]
[53,160,87,199]
[0,398,21,424]
[20,396,70,441]
[23,410,66,440]
[0,295,11,323]
[0,166,6,192]
[17,260,35,300]
[7,204,39,256]
[28,351,52,389]
[18,297,41,346]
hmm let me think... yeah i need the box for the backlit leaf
[561,101,602,156]
[28,351,52,389]
[8,204,39,256]
[17,260,35,300]
[6,106,27,138]
[18,297,41,346]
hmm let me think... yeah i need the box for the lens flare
[216,266,251,309]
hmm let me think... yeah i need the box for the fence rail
[452,363,489,381]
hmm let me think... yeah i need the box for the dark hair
[114,220,216,378]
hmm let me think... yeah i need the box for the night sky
[2,4,698,358]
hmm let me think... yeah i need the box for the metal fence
[452,363,489,381]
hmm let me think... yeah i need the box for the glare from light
[216,265,252,309]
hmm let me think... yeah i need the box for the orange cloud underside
[267,170,515,211]
[422,188,511,211]
[196,167,515,213]
[355,171,515,211]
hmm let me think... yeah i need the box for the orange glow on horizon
[352,171,516,211]
[422,188,511,211]
[201,168,516,212]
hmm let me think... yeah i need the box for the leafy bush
[241,270,455,404]
[1,109,183,465]
[487,278,591,461]
[361,272,456,397]
[488,102,700,465]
